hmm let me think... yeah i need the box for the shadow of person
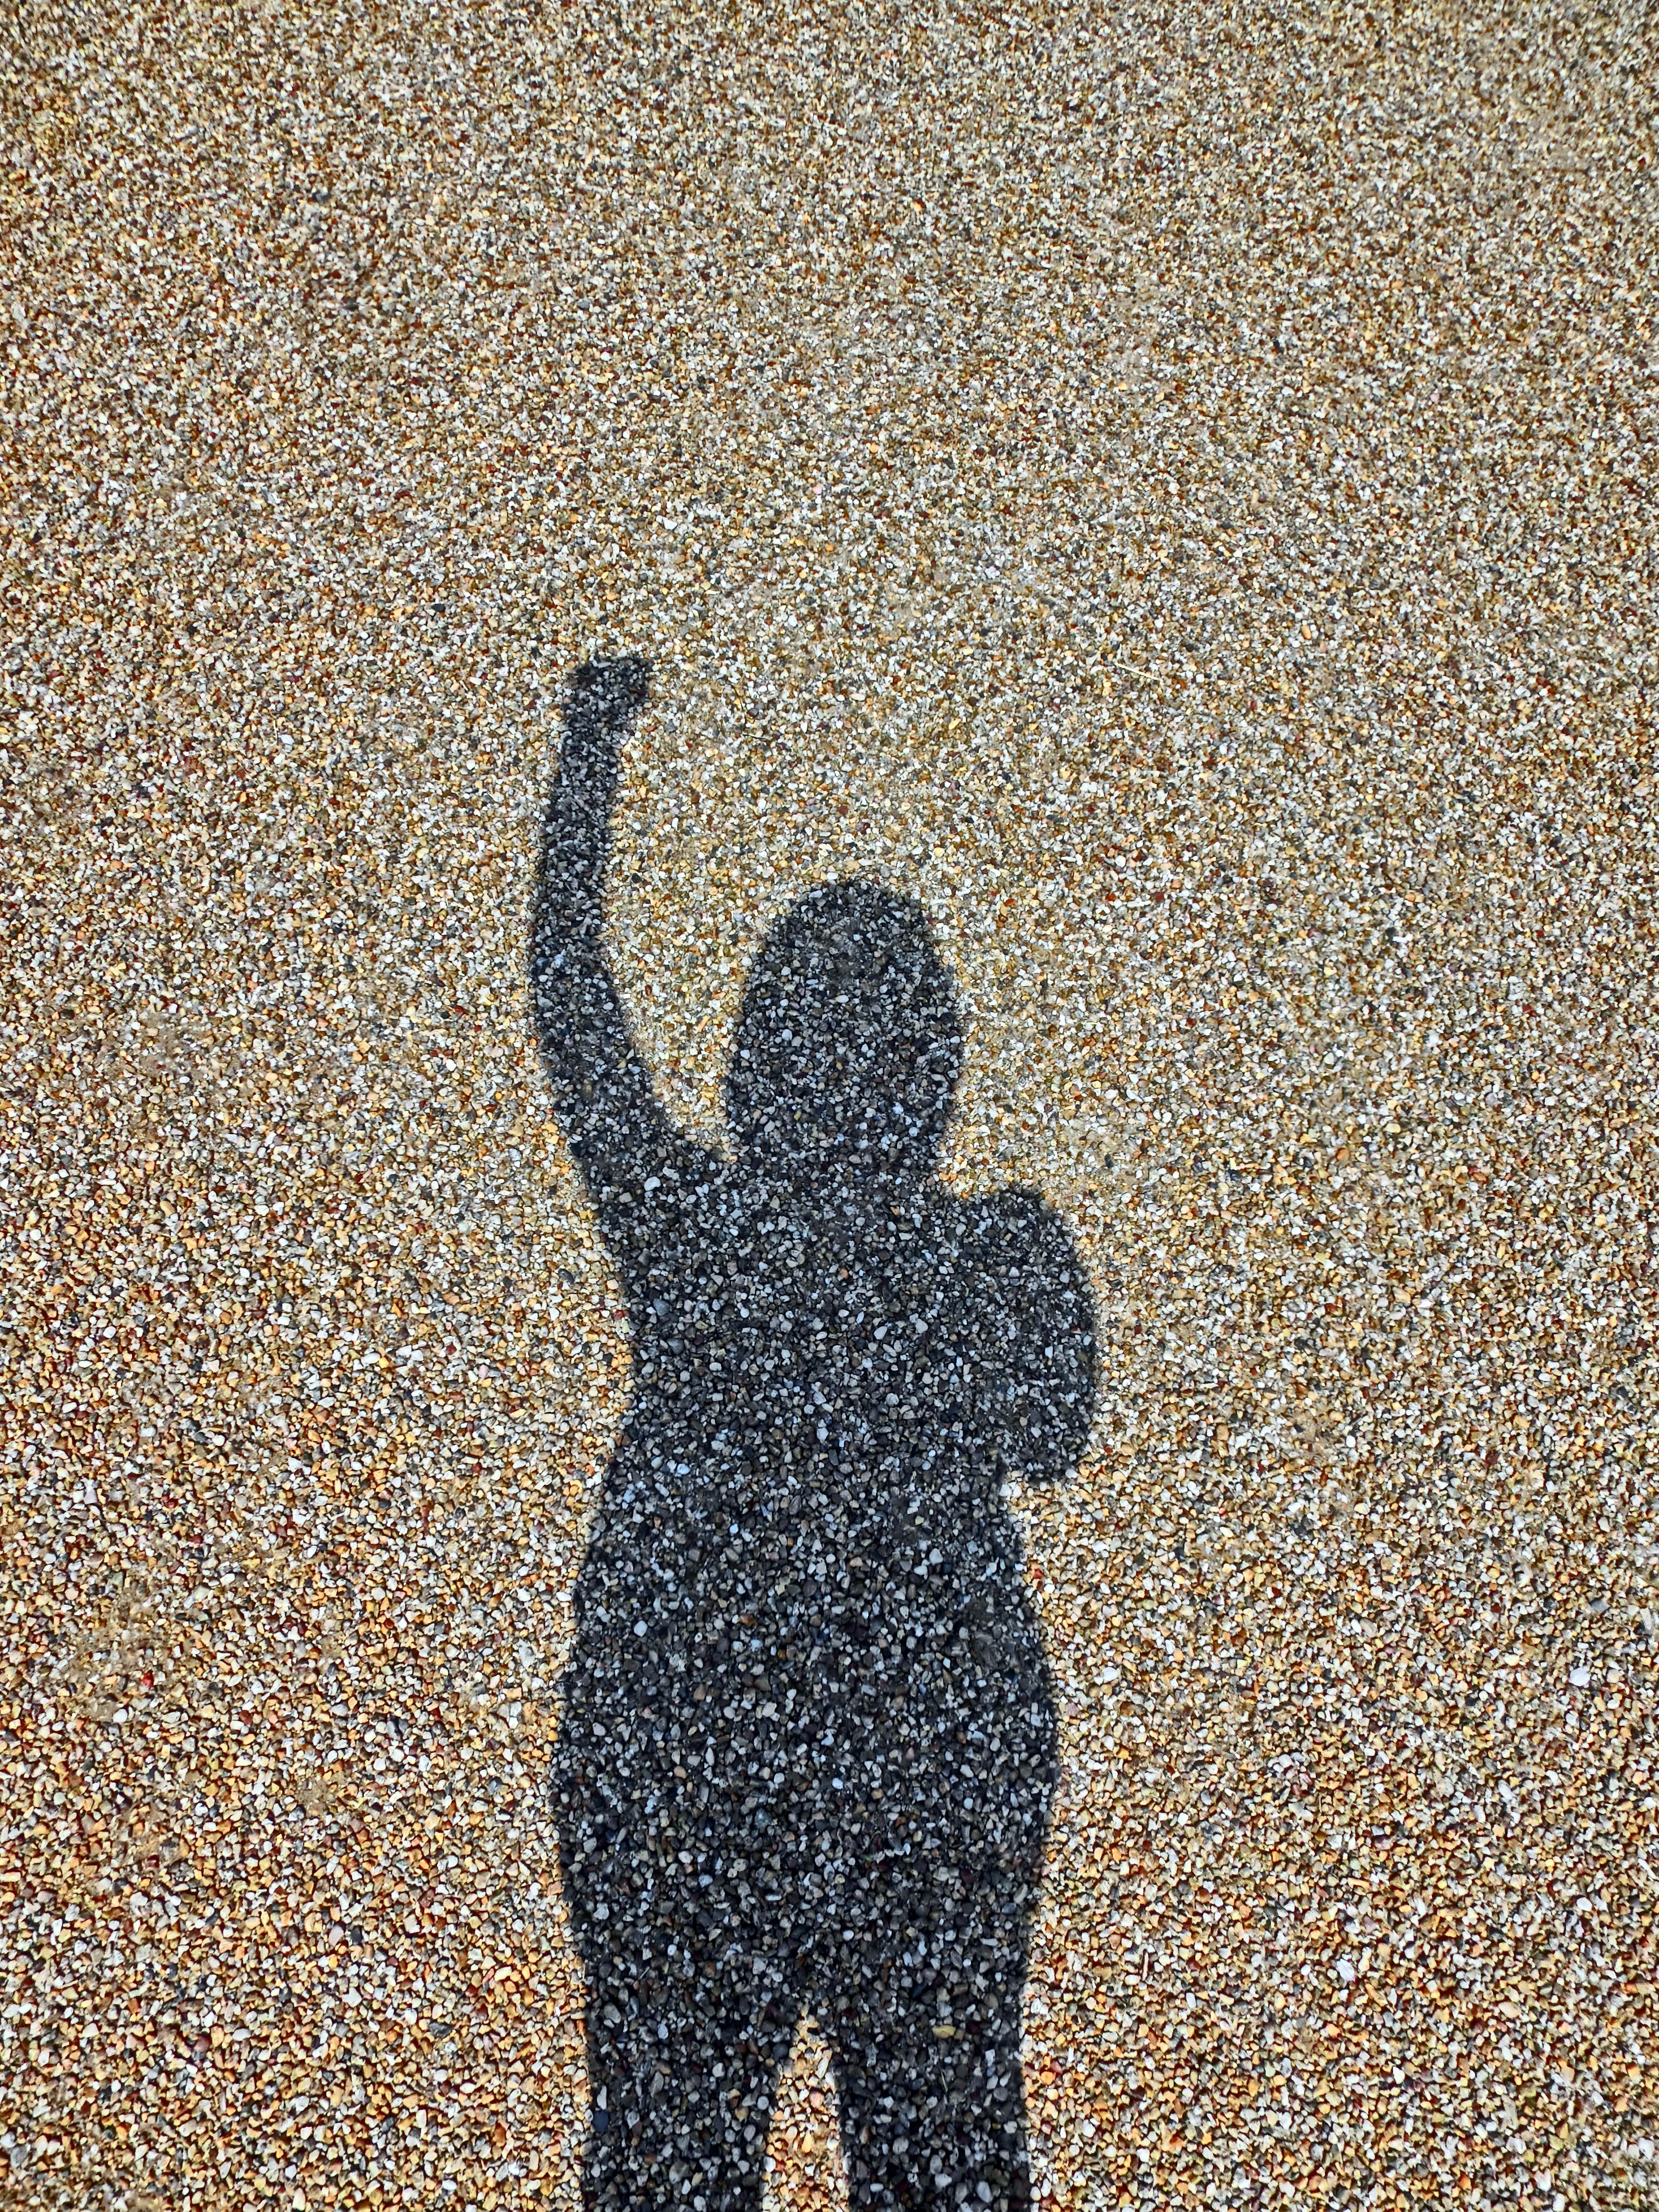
[531,658,1097,2212]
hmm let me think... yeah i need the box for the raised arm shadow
[528,656,714,1286]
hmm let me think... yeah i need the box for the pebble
[3,5,1653,2211]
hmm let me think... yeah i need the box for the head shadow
[723,880,964,1195]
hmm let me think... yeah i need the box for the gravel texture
[3,4,1657,2210]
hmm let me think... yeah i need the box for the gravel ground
[3,4,1657,2210]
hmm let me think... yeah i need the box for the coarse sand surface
[2,5,1656,2209]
